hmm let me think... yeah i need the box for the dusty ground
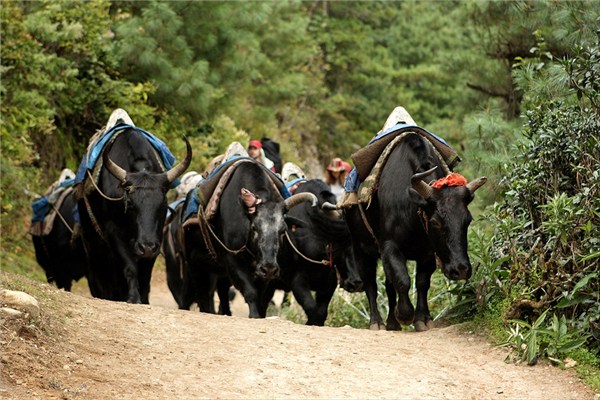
[1,271,596,400]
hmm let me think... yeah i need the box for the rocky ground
[0,271,596,400]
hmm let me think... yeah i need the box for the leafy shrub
[475,36,600,361]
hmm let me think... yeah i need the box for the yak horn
[321,201,342,218]
[321,201,338,211]
[467,177,487,193]
[284,192,318,209]
[105,156,128,183]
[166,136,193,183]
[410,166,438,199]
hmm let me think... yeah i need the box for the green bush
[471,36,600,363]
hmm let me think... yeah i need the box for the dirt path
[1,272,595,400]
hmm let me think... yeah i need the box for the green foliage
[502,310,589,366]
[470,33,600,365]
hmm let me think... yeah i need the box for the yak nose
[135,241,160,258]
[446,263,471,281]
[256,263,280,280]
[342,276,363,293]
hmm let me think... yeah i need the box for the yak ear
[408,187,429,208]
[240,188,262,214]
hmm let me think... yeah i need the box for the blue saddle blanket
[74,123,177,186]
[31,178,76,223]
[344,123,454,192]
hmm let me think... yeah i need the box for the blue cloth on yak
[344,123,451,193]
[74,123,178,187]
[182,156,292,223]
[31,178,76,223]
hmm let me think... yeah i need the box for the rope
[205,219,248,255]
[86,169,124,201]
[83,193,106,242]
[284,231,329,266]
[50,203,74,235]
[358,203,380,250]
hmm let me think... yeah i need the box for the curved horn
[411,166,438,199]
[467,176,487,193]
[321,201,338,211]
[105,156,127,183]
[166,136,193,183]
[321,201,342,218]
[284,192,318,209]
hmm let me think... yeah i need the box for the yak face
[241,188,319,280]
[246,201,287,280]
[426,185,474,281]
[410,170,487,281]
[104,135,192,260]
[119,172,171,259]
[241,188,285,280]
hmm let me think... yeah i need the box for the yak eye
[430,218,443,229]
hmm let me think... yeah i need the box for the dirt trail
[1,272,595,400]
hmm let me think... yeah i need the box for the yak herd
[31,108,486,331]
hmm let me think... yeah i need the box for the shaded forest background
[1,0,598,378]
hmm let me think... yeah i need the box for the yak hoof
[369,322,385,331]
[426,319,435,329]
[414,321,429,332]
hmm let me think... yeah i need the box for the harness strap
[82,192,107,242]
[86,169,124,201]
[50,202,74,235]
[358,203,379,250]
[204,214,249,256]
[284,231,329,266]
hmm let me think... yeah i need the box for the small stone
[75,359,83,364]
[0,290,40,318]
[0,307,24,319]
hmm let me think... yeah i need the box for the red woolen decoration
[431,173,468,189]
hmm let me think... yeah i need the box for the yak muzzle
[256,262,280,280]
[135,241,160,258]
[341,276,363,293]
[444,262,472,281]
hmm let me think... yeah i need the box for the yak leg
[179,271,196,310]
[357,251,385,330]
[257,281,276,318]
[216,278,232,316]
[122,260,142,304]
[381,240,414,326]
[226,258,261,318]
[291,275,320,325]
[384,278,402,330]
[137,260,154,304]
[195,272,217,313]
[313,283,336,326]
[414,259,436,331]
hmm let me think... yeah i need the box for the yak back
[98,129,170,199]
[376,134,445,244]
[289,180,351,244]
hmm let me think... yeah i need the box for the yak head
[305,181,363,293]
[409,167,487,281]
[241,188,317,280]
[104,136,192,259]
